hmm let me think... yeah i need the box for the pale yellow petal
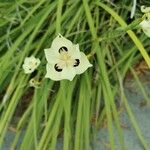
[45,63,76,81]
[75,52,92,74]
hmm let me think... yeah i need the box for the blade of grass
[56,0,63,34]
[82,1,125,149]
[96,1,150,69]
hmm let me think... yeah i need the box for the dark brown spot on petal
[59,46,68,53]
[145,15,148,20]
[54,64,63,72]
[73,59,80,67]
[143,6,146,9]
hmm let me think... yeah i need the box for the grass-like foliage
[0,0,150,149]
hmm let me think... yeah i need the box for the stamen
[54,64,63,72]
[73,59,80,67]
[59,46,68,53]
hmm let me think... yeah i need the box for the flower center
[59,51,73,67]
[29,61,37,68]
[54,46,80,72]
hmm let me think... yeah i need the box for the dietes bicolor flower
[22,56,40,74]
[44,34,92,81]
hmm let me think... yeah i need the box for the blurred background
[0,0,150,149]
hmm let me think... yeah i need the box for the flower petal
[140,20,150,28]
[141,6,150,13]
[22,56,40,74]
[142,28,150,37]
[69,44,81,59]
[51,34,73,52]
[22,64,34,74]
[140,20,150,37]
[45,63,76,81]
[44,48,59,64]
[74,52,92,74]
[35,58,41,67]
